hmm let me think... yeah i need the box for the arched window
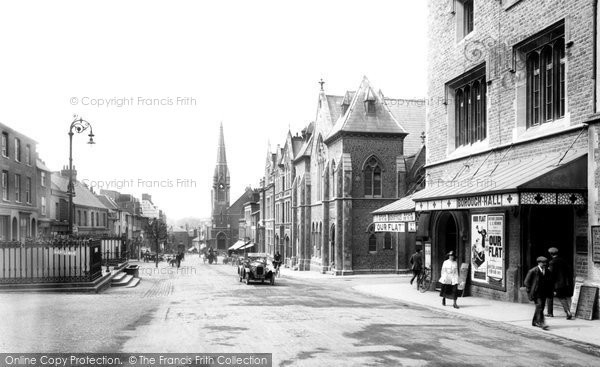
[368,234,377,252]
[384,232,392,249]
[363,156,382,197]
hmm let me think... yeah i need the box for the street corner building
[375,0,600,307]
[270,76,426,275]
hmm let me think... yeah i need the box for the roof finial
[319,78,325,91]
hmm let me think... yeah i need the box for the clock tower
[211,123,231,250]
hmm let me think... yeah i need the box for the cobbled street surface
[1,257,599,367]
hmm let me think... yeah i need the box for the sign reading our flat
[415,193,518,211]
[375,222,406,232]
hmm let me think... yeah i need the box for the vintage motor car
[238,252,275,285]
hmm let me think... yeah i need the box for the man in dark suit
[546,247,574,319]
[409,248,423,285]
[524,256,553,330]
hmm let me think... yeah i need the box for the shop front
[372,195,419,273]
[413,150,587,302]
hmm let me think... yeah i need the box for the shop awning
[372,195,415,215]
[228,240,246,250]
[239,242,255,250]
[412,149,586,210]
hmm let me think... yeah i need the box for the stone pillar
[321,165,330,273]
[341,153,353,275]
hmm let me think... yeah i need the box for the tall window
[41,197,46,215]
[78,210,81,226]
[25,145,31,165]
[55,203,59,220]
[15,174,21,202]
[1,132,7,157]
[14,138,21,162]
[41,171,46,187]
[451,65,486,148]
[1,171,7,200]
[363,156,382,197]
[526,35,565,126]
[368,234,377,252]
[384,233,392,249]
[456,0,474,40]
[25,177,31,203]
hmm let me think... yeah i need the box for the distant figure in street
[439,251,459,308]
[546,247,574,319]
[176,251,183,268]
[273,252,282,270]
[409,248,423,285]
[524,256,553,330]
[144,250,150,263]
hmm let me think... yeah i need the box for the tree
[145,218,168,268]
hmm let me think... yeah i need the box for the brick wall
[427,0,595,164]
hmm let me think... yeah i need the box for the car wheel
[244,273,250,285]
[270,275,275,286]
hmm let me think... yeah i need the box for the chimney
[60,165,77,181]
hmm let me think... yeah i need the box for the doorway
[523,206,574,280]
[435,212,459,277]
[217,232,226,250]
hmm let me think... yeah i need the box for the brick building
[0,123,39,241]
[292,77,425,274]
[259,146,276,254]
[414,0,596,303]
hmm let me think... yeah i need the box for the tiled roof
[412,149,586,201]
[372,195,416,214]
[294,132,314,161]
[97,195,120,210]
[326,95,344,123]
[51,174,109,209]
[325,76,408,142]
[36,158,51,172]
[386,99,426,157]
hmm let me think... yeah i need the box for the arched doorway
[435,212,459,279]
[217,232,226,250]
[12,217,18,241]
[330,224,335,268]
[284,235,290,260]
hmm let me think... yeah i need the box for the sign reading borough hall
[470,214,505,288]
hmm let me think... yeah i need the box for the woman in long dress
[439,251,460,308]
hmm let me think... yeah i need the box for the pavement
[280,267,600,350]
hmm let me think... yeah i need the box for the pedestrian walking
[524,256,553,330]
[546,247,574,319]
[439,251,460,309]
[409,248,423,285]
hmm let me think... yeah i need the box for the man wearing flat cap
[524,256,554,330]
[546,247,574,319]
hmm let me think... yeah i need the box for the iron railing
[0,238,102,284]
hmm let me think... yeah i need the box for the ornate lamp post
[68,116,95,235]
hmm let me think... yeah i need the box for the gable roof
[51,174,109,210]
[386,98,426,156]
[325,76,408,143]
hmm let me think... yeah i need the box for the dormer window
[364,88,376,115]
[366,100,376,114]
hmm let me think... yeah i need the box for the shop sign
[373,212,415,223]
[375,222,405,232]
[415,193,518,211]
[407,222,417,232]
[470,214,505,287]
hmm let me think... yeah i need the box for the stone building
[413,0,596,304]
[292,77,425,274]
[210,123,232,250]
[259,146,277,254]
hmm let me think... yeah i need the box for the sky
[0,0,427,221]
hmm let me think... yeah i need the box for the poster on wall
[470,214,505,288]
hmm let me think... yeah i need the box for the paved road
[1,257,599,366]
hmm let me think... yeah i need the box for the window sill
[512,115,572,143]
[447,138,490,160]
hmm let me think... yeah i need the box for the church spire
[217,122,227,164]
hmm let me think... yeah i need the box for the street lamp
[68,116,95,235]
